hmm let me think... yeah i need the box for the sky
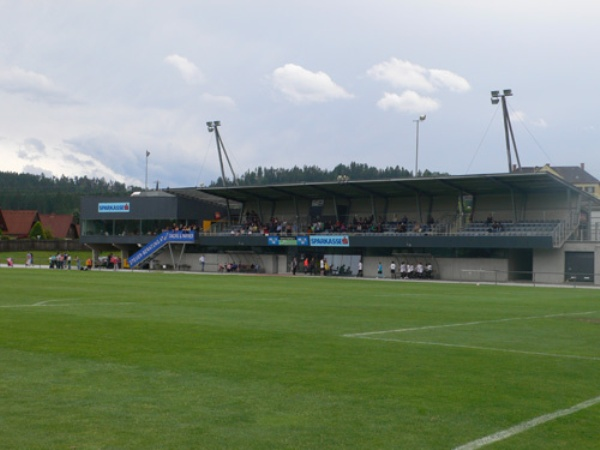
[1,0,599,188]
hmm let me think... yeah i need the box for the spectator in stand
[425,215,435,232]
[491,221,504,232]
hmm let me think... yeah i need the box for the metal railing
[460,269,597,287]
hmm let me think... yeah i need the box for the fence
[0,239,86,253]
[460,269,597,287]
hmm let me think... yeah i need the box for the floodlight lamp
[491,98,500,105]
[419,115,426,121]
[214,121,221,126]
[503,89,512,96]
[206,121,213,127]
[491,90,500,97]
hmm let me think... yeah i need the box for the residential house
[39,213,79,239]
[0,210,40,238]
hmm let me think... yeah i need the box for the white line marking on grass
[0,302,134,308]
[33,299,67,306]
[343,311,598,337]
[454,395,600,450]
[355,336,600,361]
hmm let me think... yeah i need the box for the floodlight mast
[490,89,521,172]
[206,121,238,187]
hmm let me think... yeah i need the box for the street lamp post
[414,115,426,177]
[145,150,150,190]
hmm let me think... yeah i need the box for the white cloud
[271,63,354,104]
[376,91,440,114]
[0,66,74,104]
[510,110,548,128]
[367,58,471,93]
[367,59,434,92]
[429,69,471,93]
[164,54,205,85]
[200,93,237,109]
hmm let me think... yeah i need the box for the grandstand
[80,171,600,284]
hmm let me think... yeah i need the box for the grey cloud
[18,138,47,160]
[0,66,79,105]
[22,164,54,178]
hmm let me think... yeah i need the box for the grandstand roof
[170,172,600,204]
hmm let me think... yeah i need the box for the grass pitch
[1,269,599,449]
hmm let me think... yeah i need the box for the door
[565,251,594,282]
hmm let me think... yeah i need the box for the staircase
[128,231,196,268]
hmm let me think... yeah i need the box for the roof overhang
[166,172,600,205]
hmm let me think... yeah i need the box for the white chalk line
[0,301,134,308]
[343,310,598,337]
[353,336,600,362]
[454,394,600,450]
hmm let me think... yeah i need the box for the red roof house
[0,210,40,238]
[39,213,79,239]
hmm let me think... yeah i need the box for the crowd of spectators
[162,223,199,233]
[229,212,442,236]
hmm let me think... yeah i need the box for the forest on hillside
[1,163,446,214]
[212,162,446,186]
[0,172,134,214]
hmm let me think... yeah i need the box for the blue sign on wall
[98,202,131,213]
[309,235,350,247]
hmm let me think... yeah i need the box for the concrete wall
[435,257,509,282]
[145,242,600,287]
[532,248,564,284]
[534,242,600,285]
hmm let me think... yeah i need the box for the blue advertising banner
[267,236,298,246]
[128,231,195,267]
[98,202,131,213]
[309,235,350,247]
[296,236,309,246]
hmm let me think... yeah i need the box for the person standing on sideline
[199,255,205,272]
[377,262,383,278]
[390,261,397,279]
[291,257,298,275]
[357,259,363,277]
